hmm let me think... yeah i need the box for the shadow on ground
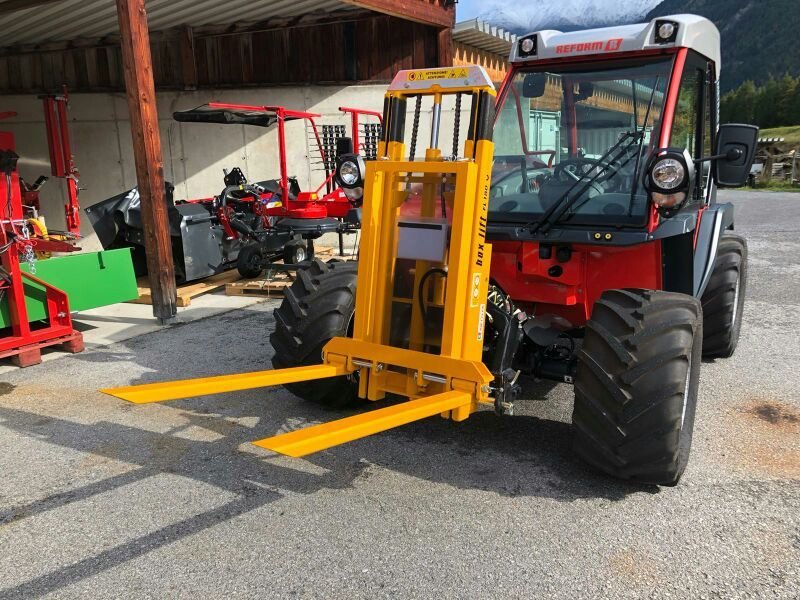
[0,305,657,598]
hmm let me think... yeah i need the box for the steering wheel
[554,158,605,183]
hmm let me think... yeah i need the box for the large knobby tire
[572,289,703,486]
[701,232,747,358]
[270,259,359,408]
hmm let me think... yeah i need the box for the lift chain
[452,92,462,159]
[409,95,422,162]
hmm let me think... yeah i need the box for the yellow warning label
[407,68,469,82]
[470,273,481,307]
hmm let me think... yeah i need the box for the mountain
[472,0,799,93]
[646,0,800,90]
[477,0,661,34]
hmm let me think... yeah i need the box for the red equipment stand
[41,88,82,236]
[0,131,83,367]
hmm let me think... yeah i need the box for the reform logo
[555,38,623,54]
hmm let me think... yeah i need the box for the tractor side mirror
[714,124,758,188]
[336,136,354,158]
[522,73,547,98]
[574,82,594,102]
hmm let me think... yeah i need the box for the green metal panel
[0,248,138,328]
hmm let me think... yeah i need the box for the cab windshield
[490,56,673,228]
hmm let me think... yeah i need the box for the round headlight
[338,160,360,186]
[658,22,675,40]
[521,38,535,54]
[651,157,686,190]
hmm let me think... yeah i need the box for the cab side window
[671,53,714,201]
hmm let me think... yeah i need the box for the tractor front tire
[572,289,703,486]
[701,232,747,358]
[270,259,360,408]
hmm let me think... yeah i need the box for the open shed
[0,0,456,320]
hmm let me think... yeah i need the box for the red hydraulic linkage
[41,87,81,236]
[0,129,83,367]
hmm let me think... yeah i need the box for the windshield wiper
[627,76,660,217]
[527,131,642,235]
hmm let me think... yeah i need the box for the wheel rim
[246,249,261,271]
[680,356,692,429]
[730,274,741,330]
[294,246,307,263]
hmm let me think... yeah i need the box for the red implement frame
[0,130,83,367]
[339,106,383,155]
[196,103,383,222]
[41,88,81,235]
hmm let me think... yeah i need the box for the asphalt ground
[0,190,798,599]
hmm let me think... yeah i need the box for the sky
[456,0,664,33]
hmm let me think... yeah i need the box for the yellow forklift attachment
[102,65,497,457]
[253,391,471,457]
[102,364,349,404]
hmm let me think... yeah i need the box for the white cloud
[467,0,664,33]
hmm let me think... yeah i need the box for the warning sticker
[470,273,481,307]
[407,68,469,82]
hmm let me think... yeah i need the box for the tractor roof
[173,103,320,127]
[510,14,720,73]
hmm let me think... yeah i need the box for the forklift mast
[104,66,500,457]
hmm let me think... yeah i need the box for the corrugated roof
[0,0,355,46]
[453,18,516,57]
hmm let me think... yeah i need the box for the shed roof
[453,18,517,57]
[0,0,358,46]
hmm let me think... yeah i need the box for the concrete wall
[1,83,470,250]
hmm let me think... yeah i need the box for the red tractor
[88,104,381,282]
[105,15,758,487]
[270,14,757,485]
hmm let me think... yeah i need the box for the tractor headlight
[335,153,365,189]
[654,20,678,44]
[651,158,685,190]
[518,36,537,58]
[645,148,695,213]
[339,161,360,186]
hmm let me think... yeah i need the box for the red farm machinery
[87,103,382,283]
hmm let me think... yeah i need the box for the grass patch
[752,181,800,192]
[760,125,800,145]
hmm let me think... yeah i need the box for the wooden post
[116,0,177,323]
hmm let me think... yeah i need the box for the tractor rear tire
[572,289,703,486]
[701,233,747,358]
[270,258,360,408]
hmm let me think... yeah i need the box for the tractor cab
[487,14,757,325]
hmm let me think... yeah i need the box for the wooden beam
[0,0,63,15]
[437,26,453,66]
[179,25,198,90]
[341,0,454,29]
[116,0,177,323]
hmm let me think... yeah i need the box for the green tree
[775,74,798,126]
[755,79,781,128]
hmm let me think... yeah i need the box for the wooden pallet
[314,246,357,261]
[225,247,356,299]
[225,270,295,299]
[130,269,242,308]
